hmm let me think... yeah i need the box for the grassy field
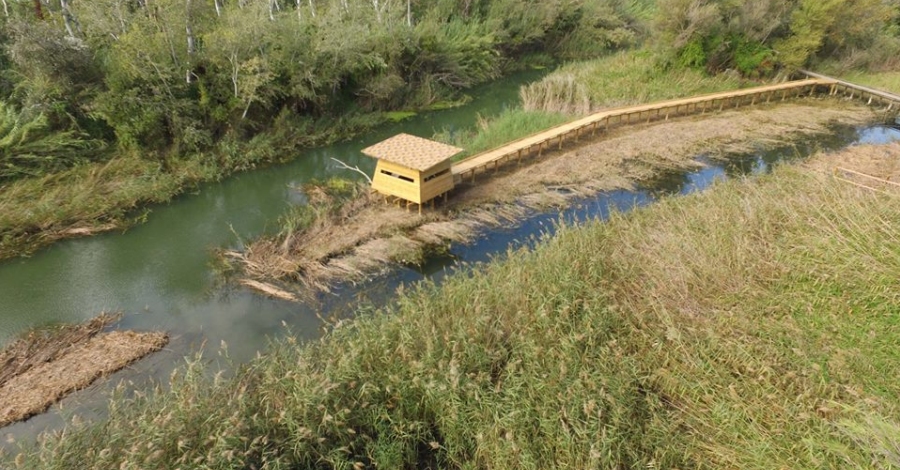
[9,142,900,469]
[835,70,900,94]
[520,51,748,113]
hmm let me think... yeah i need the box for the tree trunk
[214,0,221,16]
[60,0,81,38]
[308,0,316,17]
[371,0,381,22]
[1,0,9,18]
[33,0,44,20]
[185,0,195,83]
[407,0,411,26]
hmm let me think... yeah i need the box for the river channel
[1,70,899,443]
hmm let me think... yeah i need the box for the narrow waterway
[1,82,898,443]
[0,69,547,354]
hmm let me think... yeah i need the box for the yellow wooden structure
[362,133,463,213]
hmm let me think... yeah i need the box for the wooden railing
[451,78,839,183]
[800,70,900,110]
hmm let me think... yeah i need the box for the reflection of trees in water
[639,170,693,198]
[640,124,869,197]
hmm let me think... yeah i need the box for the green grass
[383,111,418,122]
[434,108,569,160]
[521,50,749,113]
[833,70,900,95]
[439,50,748,161]
[8,153,900,469]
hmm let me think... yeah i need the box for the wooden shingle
[361,133,463,171]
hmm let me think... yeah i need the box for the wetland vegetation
[9,142,900,469]
[3,0,900,467]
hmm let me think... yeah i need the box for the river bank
[227,98,876,296]
[9,138,899,468]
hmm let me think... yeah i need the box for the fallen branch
[331,158,372,184]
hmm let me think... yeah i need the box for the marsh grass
[434,109,569,160]
[831,70,900,95]
[10,143,900,469]
[521,50,747,113]
[436,50,750,162]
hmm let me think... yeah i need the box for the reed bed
[8,142,900,469]
[520,51,746,114]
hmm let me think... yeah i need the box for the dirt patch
[231,99,878,298]
[0,313,168,427]
[805,141,900,193]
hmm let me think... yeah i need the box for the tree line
[654,0,900,77]
[0,0,642,181]
[0,0,897,183]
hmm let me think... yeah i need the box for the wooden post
[591,121,598,137]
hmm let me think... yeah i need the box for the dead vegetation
[229,100,877,298]
[0,313,168,427]
[805,141,900,194]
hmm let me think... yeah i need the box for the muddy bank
[0,313,168,428]
[228,99,876,297]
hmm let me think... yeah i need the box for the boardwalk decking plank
[451,79,834,180]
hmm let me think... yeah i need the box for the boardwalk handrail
[800,70,900,104]
[451,78,833,181]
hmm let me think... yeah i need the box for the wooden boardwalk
[801,70,900,110]
[451,78,835,183]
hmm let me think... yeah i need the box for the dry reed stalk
[239,279,299,301]
[0,313,168,427]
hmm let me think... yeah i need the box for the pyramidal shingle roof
[362,133,463,171]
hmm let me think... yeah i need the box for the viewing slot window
[423,168,450,183]
[381,169,414,183]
